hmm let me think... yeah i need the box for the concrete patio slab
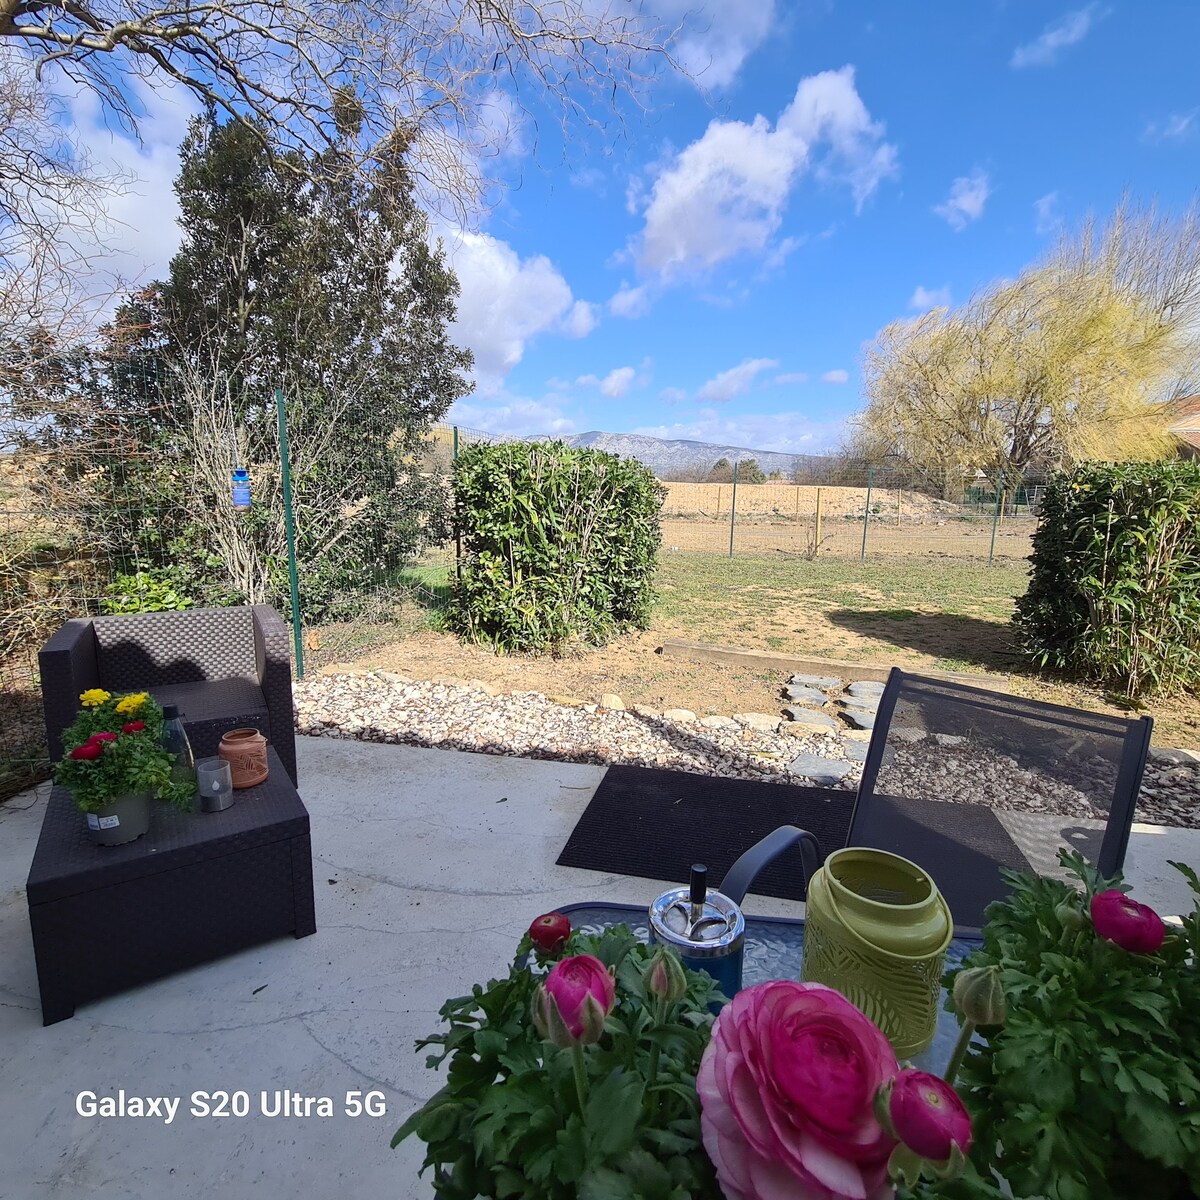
[0,735,1194,1198]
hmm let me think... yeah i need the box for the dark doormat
[556,765,855,902]
[556,764,1032,923]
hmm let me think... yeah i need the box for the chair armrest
[251,605,298,786]
[39,619,100,763]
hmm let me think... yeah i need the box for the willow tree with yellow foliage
[855,201,1198,498]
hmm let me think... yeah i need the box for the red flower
[528,912,571,953]
[121,721,146,734]
[70,742,104,760]
[89,731,118,743]
[1091,889,1166,954]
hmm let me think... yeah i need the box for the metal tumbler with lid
[648,863,746,1003]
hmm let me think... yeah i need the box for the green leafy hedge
[1014,460,1200,697]
[447,442,665,653]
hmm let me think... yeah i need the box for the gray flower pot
[84,791,152,847]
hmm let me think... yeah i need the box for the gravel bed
[294,672,1200,830]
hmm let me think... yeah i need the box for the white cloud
[696,358,780,403]
[773,372,809,385]
[629,66,897,282]
[562,300,597,338]
[633,410,848,455]
[1033,191,1061,235]
[1143,111,1198,145]
[575,366,640,398]
[609,281,652,319]
[1011,5,1105,68]
[821,369,850,384]
[43,73,200,324]
[600,367,637,398]
[659,386,689,403]
[934,170,991,231]
[660,0,777,88]
[473,89,526,159]
[440,231,582,381]
[909,284,951,311]
[449,391,576,438]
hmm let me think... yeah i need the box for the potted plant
[394,915,973,1199]
[54,689,194,845]
[395,852,1200,1200]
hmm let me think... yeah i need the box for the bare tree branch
[2,0,682,219]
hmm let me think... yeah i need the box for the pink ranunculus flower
[697,981,899,1200]
[532,954,615,1046]
[1091,889,1166,955]
[885,1070,972,1162]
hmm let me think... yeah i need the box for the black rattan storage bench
[26,747,316,1025]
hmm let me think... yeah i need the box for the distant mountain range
[536,431,830,480]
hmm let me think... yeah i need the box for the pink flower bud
[644,946,688,1005]
[1090,889,1165,955]
[880,1069,972,1163]
[532,954,614,1046]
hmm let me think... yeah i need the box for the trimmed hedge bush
[1014,460,1200,698]
[446,441,665,653]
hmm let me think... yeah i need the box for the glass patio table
[559,902,984,1072]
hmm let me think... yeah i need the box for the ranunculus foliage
[697,981,898,1200]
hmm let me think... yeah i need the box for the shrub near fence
[447,441,664,653]
[1015,461,1200,698]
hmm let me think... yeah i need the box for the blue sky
[69,2,1200,454]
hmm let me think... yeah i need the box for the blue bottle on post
[231,467,251,511]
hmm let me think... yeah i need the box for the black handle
[689,863,708,906]
[719,826,823,906]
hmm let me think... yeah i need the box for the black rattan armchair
[39,605,297,784]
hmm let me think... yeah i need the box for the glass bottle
[161,704,196,794]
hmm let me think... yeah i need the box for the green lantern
[801,848,952,1057]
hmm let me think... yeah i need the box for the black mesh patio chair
[39,605,297,785]
[844,668,1152,925]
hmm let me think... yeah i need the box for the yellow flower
[79,689,111,708]
[115,692,150,715]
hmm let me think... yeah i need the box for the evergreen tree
[35,114,473,619]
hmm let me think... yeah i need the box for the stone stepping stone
[839,697,880,715]
[663,708,697,722]
[781,707,840,730]
[841,709,876,731]
[734,712,781,732]
[699,715,739,730]
[841,739,870,764]
[784,685,828,705]
[789,673,842,689]
[788,752,854,785]
[846,680,886,700]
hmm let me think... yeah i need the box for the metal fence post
[860,466,874,562]
[275,388,304,679]
[452,425,461,580]
[988,477,1003,565]
[815,487,823,554]
[729,460,739,559]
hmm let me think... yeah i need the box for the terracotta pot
[217,727,269,788]
[85,790,152,846]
